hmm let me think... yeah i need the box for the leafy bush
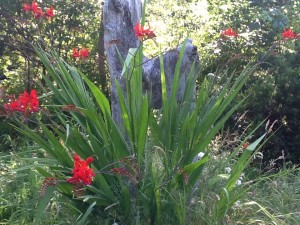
[197,0,300,164]
[241,42,300,165]
[0,0,104,94]
[5,34,267,224]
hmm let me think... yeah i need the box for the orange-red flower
[67,153,95,185]
[22,3,31,12]
[133,22,156,41]
[45,6,54,18]
[72,48,80,58]
[221,28,238,37]
[22,1,54,19]
[79,48,89,59]
[62,104,79,112]
[111,167,130,176]
[31,0,39,11]
[39,177,58,197]
[72,47,89,59]
[111,166,139,184]
[31,0,43,18]
[282,28,298,39]
[4,89,39,115]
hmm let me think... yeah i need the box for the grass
[184,156,300,225]
[1,134,300,225]
[174,122,300,225]
[0,138,80,225]
[236,169,300,225]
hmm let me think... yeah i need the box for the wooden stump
[103,0,200,126]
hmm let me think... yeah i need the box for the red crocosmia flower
[6,101,19,111]
[4,89,39,115]
[18,91,30,111]
[33,8,44,19]
[29,89,39,112]
[45,6,55,18]
[111,167,129,176]
[133,23,156,41]
[79,48,89,59]
[111,167,138,184]
[31,0,39,11]
[72,48,80,58]
[72,48,89,59]
[22,3,31,12]
[62,104,79,112]
[67,153,95,185]
[31,0,44,18]
[221,28,238,37]
[282,28,298,39]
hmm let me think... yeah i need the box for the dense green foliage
[13,39,262,224]
[0,0,106,151]
[0,0,103,93]
[147,0,300,164]
[1,0,300,224]
[1,0,300,163]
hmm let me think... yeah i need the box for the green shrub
[7,35,266,224]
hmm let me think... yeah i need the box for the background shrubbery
[2,0,300,164]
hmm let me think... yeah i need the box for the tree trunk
[103,0,200,126]
[98,10,109,97]
[103,0,142,126]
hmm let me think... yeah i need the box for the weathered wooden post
[103,0,200,126]
[143,39,199,109]
[103,0,142,125]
